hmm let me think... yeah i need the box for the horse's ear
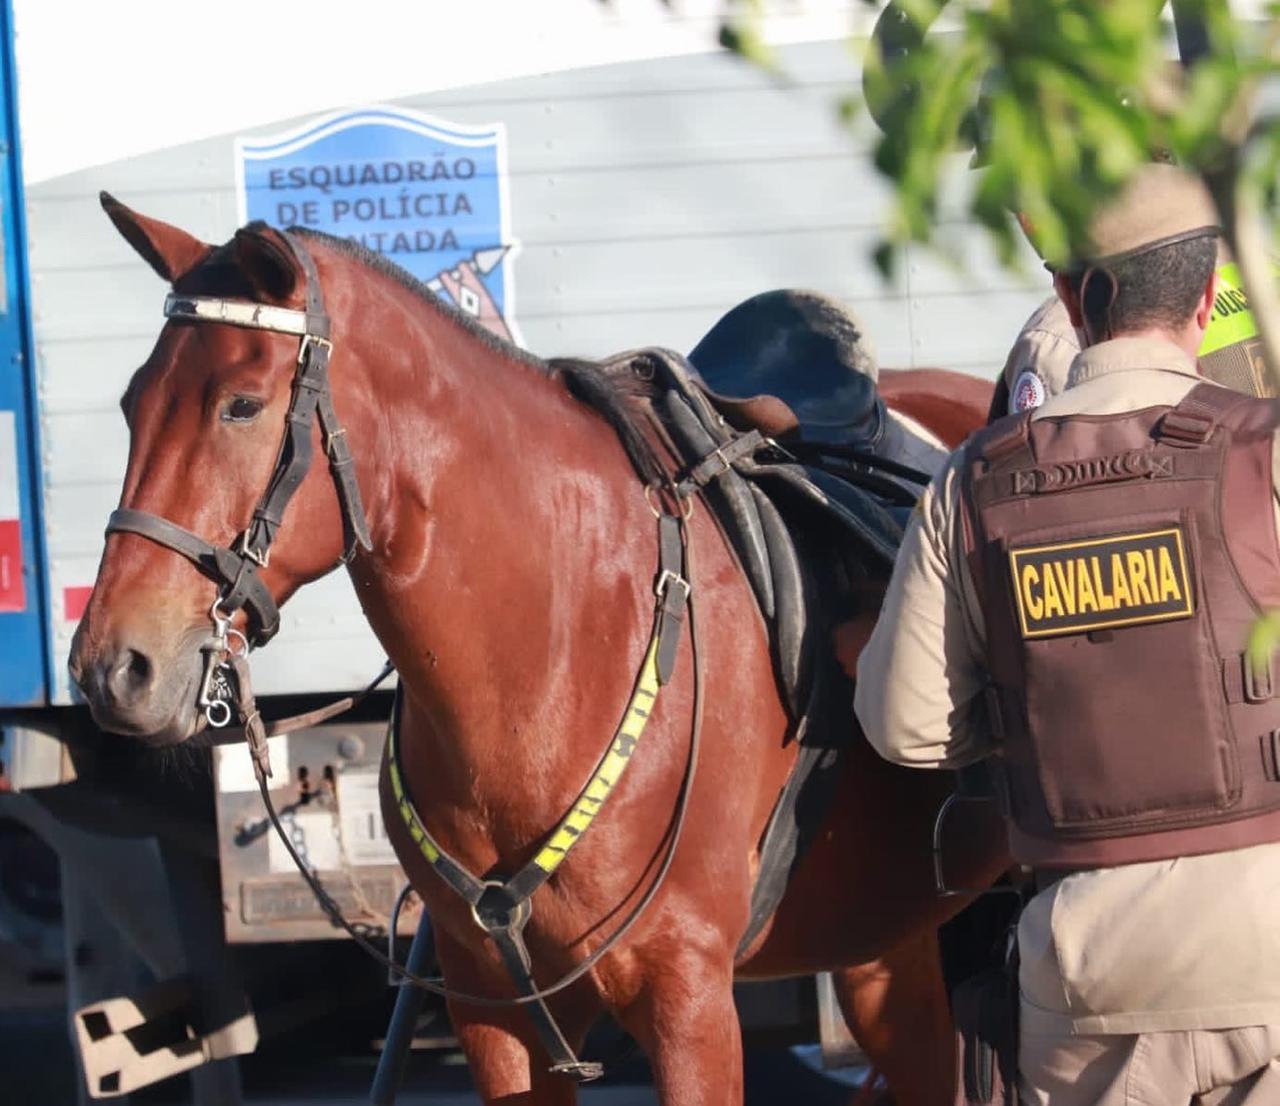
[99,192,212,283]
[232,226,299,303]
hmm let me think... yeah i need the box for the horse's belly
[734,740,1008,977]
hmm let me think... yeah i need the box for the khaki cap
[1073,163,1220,270]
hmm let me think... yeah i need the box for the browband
[163,293,313,337]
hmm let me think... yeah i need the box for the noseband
[105,231,372,722]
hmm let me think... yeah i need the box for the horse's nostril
[127,650,150,683]
[105,647,154,707]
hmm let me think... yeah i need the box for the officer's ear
[1193,267,1218,332]
[1053,271,1084,330]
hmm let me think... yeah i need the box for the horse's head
[69,195,371,745]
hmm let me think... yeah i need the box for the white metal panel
[32,266,174,342]
[36,336,156,412]
[42,485,117,561]
[15,0,880,185]
[28,191,224,271]
[513,226,904,321]
[903,232,1050,373]
[27,41,1034,703]
[520,294,916,370]
[426,42,867,108]
[908,290,1050,372]
[40,411,127,489]
[507,156,895,247]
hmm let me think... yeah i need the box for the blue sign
[236,106,520,343]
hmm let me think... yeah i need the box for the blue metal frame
[0,0,50,706]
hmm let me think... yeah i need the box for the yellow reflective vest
[1200,261,1277,397]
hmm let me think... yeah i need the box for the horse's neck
[339,271,656,795]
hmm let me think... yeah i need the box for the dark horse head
[69,197,370,744]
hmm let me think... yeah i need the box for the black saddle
[594,344,928,958]
[688,289,887,451]
[564,292,934,961]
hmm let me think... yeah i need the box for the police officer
[990,295,1081,419]
[855,163,1280,1103]
[990,237,1276,421]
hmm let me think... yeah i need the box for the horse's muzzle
[70,630,205,746]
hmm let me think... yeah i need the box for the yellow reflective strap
[387,717,442,865]
[532,637,662,875]
[1201,263,1260,356]
[385,622,667,879]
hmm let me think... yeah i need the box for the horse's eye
[223,396,263,423]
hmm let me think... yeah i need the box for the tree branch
[1203,17,1280,394]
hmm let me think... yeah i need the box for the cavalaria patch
[1009,527,1194,639]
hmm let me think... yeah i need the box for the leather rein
[109,230,704,1082]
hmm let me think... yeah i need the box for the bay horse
[69,196,1008,1105]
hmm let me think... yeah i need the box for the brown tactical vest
[962,382,1280,868]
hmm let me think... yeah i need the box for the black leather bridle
[106,231,372,721]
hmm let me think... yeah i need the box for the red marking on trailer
[0,411,24,613]
[0,518,23,613]
[63,586,93,622]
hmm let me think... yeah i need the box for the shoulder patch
[1010,370,1047,413]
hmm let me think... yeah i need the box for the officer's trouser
[1019,1024,1280,1105]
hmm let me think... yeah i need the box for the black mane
[545,357,666,487]
[290,226,546,371]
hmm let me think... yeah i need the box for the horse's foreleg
[435,929,594,1106]
[613,938,742,1106]
[832,931,955,1106]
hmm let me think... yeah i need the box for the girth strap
[107,507,281,643]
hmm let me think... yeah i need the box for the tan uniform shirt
[999,296,1080,414]
[855,335,1280,1035]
